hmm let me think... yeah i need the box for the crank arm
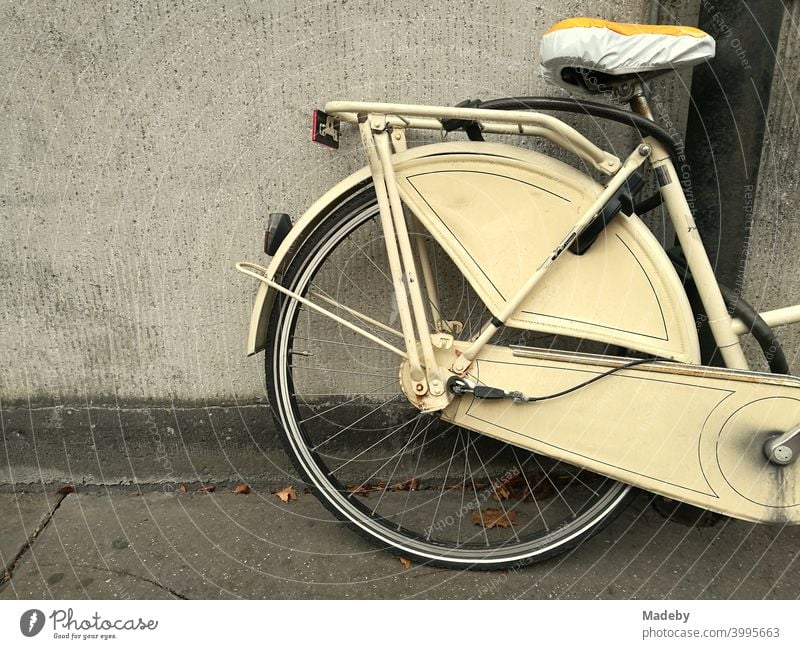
[764,426,800,465]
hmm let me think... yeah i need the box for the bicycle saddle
[540,17,715,95]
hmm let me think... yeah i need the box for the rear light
[264,213,292,256]
[311,109,340,149]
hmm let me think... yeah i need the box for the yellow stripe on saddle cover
[545,17,708,39]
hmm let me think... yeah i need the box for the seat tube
[648,138,749,370]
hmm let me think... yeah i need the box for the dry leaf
[130,490,142,497]
[471,508,519,529]
[506,473,555,501]
[346,484,370,497]
[445,480,488,491]
[399,557,412,570]
[490,480,511,502]
[178,484,188,494]
[393,477,420,492]
[233,483,250,495]
[503,473,526,490]
[56,484,75,495]
[528,474,554,501]
[197,484,216,494]
[274,486,298,502]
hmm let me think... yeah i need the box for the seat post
[628,86,655,121]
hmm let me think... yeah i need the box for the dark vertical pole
[656,3,786,524]
[683,1,784,291]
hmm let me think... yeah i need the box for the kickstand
[650,494,727,528]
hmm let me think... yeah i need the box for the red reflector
[311,109,340,149]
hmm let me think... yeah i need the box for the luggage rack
[323,100,622,175]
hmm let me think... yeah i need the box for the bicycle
[236,18,800,569]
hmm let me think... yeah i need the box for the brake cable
[447,356,658,403]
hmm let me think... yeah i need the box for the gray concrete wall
[1,0,698,403]
[2,0,711,483]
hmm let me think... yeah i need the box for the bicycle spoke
[469,435,521,543]
[335,412,424,475]
[298,379,400,424]
[309,395,402,451]
[511,446,549,532]
[463,431,490,547]
[293,335,394,353]
[396,421,431,530]
[290,365,395,380]
[369,417,431,513]
[426,430,462,541]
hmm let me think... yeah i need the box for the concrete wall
[1,0,712,483]
[1,0,700,403]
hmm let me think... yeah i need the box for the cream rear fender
[244,169,374,355]
[244,144,462,355]
[243,141,701,364]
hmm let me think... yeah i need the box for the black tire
[265,182,637,569]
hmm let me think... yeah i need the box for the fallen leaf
[56,484,75,495]
[399,557,412,570]
[490,480,511,502]
[393,477,420,492]
[503,473,526,490]
[302,487,312,495]
[233,483,250,495]
[197,484,216,494]
[445,480,488,491]
[130,490,142,497]
[471,508,519,529]
[346,484,370,497]
[274,486,298,502]
[178,484,188,494]
[528,474,554,501]
[507,473,555,501]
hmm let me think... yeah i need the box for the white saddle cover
[540,18,716,94]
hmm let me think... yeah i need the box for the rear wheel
[266,183,635,569]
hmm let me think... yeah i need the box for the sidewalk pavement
[1,485,799,600]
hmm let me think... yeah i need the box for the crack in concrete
[78,564,189,600]
[0,496,189,599]
[0,492,71,588]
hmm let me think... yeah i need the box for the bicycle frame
[241,98,800,378]
[237,96,800,524]
[328,100,761,382]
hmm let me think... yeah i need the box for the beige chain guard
[436,342,800,524]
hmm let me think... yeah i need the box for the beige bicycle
[237,18,800,569]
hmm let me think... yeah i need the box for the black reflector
[265,213,292,256]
